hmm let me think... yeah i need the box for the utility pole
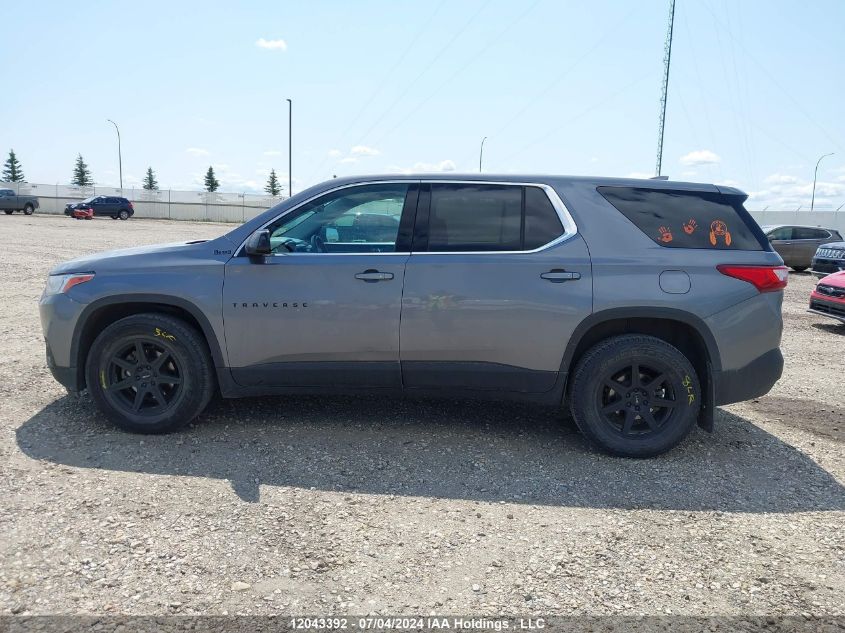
[811,152,834,212]
[107,119,123,190]
[655,0,676,177]
[287,98,293,196]
[479,137,487,173]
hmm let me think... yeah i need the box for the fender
[559,306,722,375]
[71,293,227,371]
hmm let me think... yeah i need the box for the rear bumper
[712,347,783,406]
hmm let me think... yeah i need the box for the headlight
[44,273,95,296]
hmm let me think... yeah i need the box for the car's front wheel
[85,313,215,433]
[118,209,130,220]
[3,210,12,215]
[569,334,700,457]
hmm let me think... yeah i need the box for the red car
[71,207,94,220]
[809,271,845,324]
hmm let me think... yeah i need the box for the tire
[3,210,12,215]
[85,313,215,433]
[23,204,34,215]
[569,334,700,457]
[118,209,130,220]
[792,266,807,273]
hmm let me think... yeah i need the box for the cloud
[764,173,798,185]
[746,176,845,210]
[255,38,287,51]
[327,149,343,158]
[679,150,721,166]
[389,159,456,174]
[186,147,210,156]
[350,145,380,157]
[263,150,282,157]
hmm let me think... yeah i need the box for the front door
[400,182,592,393]
[223,182,417,388]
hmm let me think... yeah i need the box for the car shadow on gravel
[16,394,845,511]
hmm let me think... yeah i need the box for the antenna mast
[655,0,676,177]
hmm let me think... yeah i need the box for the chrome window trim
[234,179,578,257]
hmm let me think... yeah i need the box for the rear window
[597,187,764,251]
[794,227,830,240]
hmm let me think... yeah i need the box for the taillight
[717,264,789,293]
[129,201,134,209]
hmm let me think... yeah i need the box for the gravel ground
[1,215,843,617]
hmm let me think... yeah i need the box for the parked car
[0,188,38,215]
[760,224,843,272]
[808,271,845,324]
[811,242,845,278]
[64,196,134,220]
[40,175,787,457]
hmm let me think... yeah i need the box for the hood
[820,241,845,250]
[49,235,237,275]
[818,270,845,289]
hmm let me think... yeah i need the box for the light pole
[106,119,123,191]
[811,152,834,212]
[286,98,292,196]
[479,136,487,173]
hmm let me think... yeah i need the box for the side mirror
[244,229,272,257]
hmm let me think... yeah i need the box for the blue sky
[4,0,844,209]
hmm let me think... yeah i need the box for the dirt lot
[1,215,843,617]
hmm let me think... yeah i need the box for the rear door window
[597,187,765,250]
[793,227,830,240]
[424,184,565,252]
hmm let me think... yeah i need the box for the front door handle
[355,269,394,282]
[541,270,581,283]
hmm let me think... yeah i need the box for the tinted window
[266,183,408,254]
[597,187,764,250]
[524,186,564,250]
[428,184,522,251]
[767,227,793,241]
[793,227,830,240]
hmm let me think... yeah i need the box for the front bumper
[712,347,783,406]
[809,295,845,324]
[40,292,86,392]
[812,257,845,278]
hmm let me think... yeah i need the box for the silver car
[40,175,787,457]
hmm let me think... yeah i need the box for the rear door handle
[541,270,581,283]
[355,270,394,282]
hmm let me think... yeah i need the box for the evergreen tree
[264,168,281,196]
[204,166,219,192]
[143,167,159,190]
[2,149,25,182]
[71,154,94,187]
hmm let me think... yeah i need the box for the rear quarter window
[597,186,764,251]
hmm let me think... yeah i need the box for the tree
[2,149,25,182]
[71,154,93,187]
[264,168,281,196]
[143,167,159,190]
[204,166,219,192]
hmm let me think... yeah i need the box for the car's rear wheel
[569,334,700,457]
[118,209,130,220]
[85,313,214,433]
[3,210,12,215]
[792,266,807,272]
[23,204,34,215]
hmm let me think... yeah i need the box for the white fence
[0,181,285,223]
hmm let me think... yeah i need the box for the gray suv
[39,175,787,457]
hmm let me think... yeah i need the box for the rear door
[399,182,592,393]
[793,227,833,266]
